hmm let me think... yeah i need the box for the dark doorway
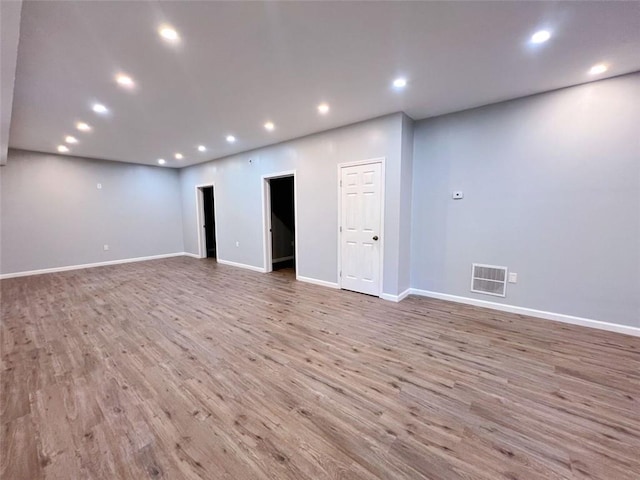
[202,186,216,258]
[269,176,295,271]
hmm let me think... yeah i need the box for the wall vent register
[471,263,507,297]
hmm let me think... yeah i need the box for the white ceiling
[6,1,640,167]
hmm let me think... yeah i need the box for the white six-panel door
[340,162,382,296]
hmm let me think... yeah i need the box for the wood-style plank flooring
[1,257,639,479]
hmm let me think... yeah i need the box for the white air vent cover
[471,263,507,297]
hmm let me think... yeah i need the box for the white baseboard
[296,275,339,289]
[0,252,190,280]
[216,258,266,273]
[381,288,411,303]
[182,252,202,259]
[409,288,640,337]
[273,256,294,263]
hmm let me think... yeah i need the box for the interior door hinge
[339,226,342,232]
[340,180,342,187]
[340,270,342,277]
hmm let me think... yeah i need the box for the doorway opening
[196,184,217,259]
[263,172,297,275]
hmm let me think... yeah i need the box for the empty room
[1,1,639,479]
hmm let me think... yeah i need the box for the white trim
[261,171,298,276]
[337,157,386,297]
[409,288,640,337]
[297,275,339,289]
[339,157,387,168]
[380,288,411,303]
[216,258,266,273]
[182,252,201,259]
[0,252,190,279]
[195,183,219,260]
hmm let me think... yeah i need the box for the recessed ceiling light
[393,78,407,88]
[589,63,608,75]
[197,145,206,152]
[317,103,330,115]
[159,25,179,42]
[65,135,78,144]
[57,145,69,153]
[264,122,275,131]
[530,30,551,44]
[226,135,236,143]
[116,74,135,88]
[175,153,183,159]
[158,159,166,165]
[92,103,108,114]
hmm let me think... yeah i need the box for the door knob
[372,235,379,241]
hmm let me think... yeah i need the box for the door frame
[195,183,219,259]
[337,158,385,296]
[262,170,299,275]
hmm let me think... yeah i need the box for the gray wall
[410,73,640,327]
[0,0,22,165]
[271,214,294,261]
[3,75,637,328]
[1,149,184,274]
[179,113,407,295]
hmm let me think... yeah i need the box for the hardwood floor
[1,257,639,479]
